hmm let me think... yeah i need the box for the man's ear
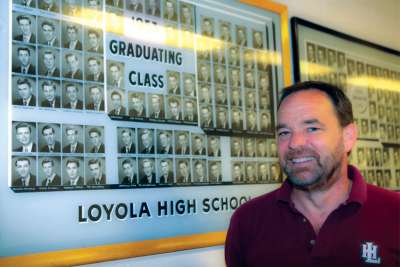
[343,122,358,153]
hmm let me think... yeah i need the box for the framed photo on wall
[291,17,400,191]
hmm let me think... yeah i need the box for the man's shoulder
[366,183,400,207]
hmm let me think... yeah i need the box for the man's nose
[288,131,306,149]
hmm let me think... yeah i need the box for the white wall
[82,1,399,265]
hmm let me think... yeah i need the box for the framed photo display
[2,0,291,266]
[291,17,400,191]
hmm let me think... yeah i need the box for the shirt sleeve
[225,210,245,267]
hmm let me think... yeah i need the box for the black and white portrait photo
[62,125,84,153]
[63,82,84,110]
[12,76,36,106]
[38,123,61,153]
[86,126,105,153]
[12,156,36,187]
[13,121,37,152]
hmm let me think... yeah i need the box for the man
[119,128,135,153]
[200,106,212,128]
[229,47,240,67]
[88,128,105,153]
[40,80,60,108]
[14,122,36,152]
[87,29,103,53]
[109,91,126,116]
[40,50,60,77]
[246,91,256,109]
[246,111,257,132]
[216,108,228,129]
[39,0,59,12]
[176,160,191,183]
[236,26,247,46]
[13,157,36,187]
[260,112,271,132]
[64,24,82,50]
[180,3,193,27]
[87,158,106,185]
[220,22,231,42]
[232,162,244,182]
[158,131,172,154]
[164,0,177,21]
[231,108,243,130]
[14,15,36,43]
[159,159,174,184]
[209,161,222,182]
[243,50,254,70]
[259,94,270,110]
[215,65,226,84]
[64,158,84,186]
[149,94,164,119]
[208,137,221,157]
[140,159,156,184]
[146,0,160,17]
[40,125,60,152]
[215,86,227,105]
[86,85,104,111]
[201,17,214,37]
[231,138,242,157]
[244,138,255,157]
[129,93,146,117]
[41,158,61,186]
[63,0,81,16]
[198,64,210,82]
[183,74,195,97]
[269,162,281,182]
[244,71,255,88]
[64,53,82,79]
[40,21,59,46]
[168,97,181,120]
[193,160,206,182]
[269,139,277,157]
[140,129,154,154]
[167,72,181,94]
[13,47,35,75]
[199,84,211,104]
[245,163,257,182]
[259,73,271,92]
[127,0,143,12]
[231,89,241,106]
[253,30,263,49]
[175,132,189,155]
[120,159,137,185]
[256,139,267,157]
[63,127,84,153]
[230,68,241,87]
[258,162,268,181]
[63,83,83,109]
[86,57,104,82]
[184,100,197,122]
[225,81,400,266]
[306,43,316,63]
[14,78,36,106]
[193,135,205,155]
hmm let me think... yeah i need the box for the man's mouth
[290,157,315,164]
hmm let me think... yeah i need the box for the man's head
[109,63,121,82]
[277,81,357,190]
[168,97,180,117]
[194,135,203,151]
[16,123,32,146]
[42,125,56,146]
[168,73,179,90]
[42,81,56,102]
[42,158,55,177]
[131,94,144,112]
[17,15,32,36]
[87,30,100,49]
[43,51,56,70]
[66,25,78,42]
[16,78,33,100]
[159,131,171,148]
[121,129,133,145]
[142,159,153,176]
[195,161,204,177]
[184,75,194,96]
[42,21,56,43]
[87,57,101,75]
[178,160,189,177]
[111,91,122,110]
[89,86,102,105]
[160,159,170,176]
[65,83,78,102]
[17,47,31,66]
[88,158,102,179]
[185,100,195,117]
[65,53,79,72]
[141,129,153,148]
[201,106,211,121]
[232,163,242,179]
[65,127,78,145]
[122,159,135,177]
[210,162,220,178]
[88,128,102,147]
[66,159,79,179]
[177,132,188,147]
[15,157,31,178]
[209,137,219,152]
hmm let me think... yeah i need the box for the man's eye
[307,127,319,132]
[278,131,289,137]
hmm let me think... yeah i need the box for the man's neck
[290,166,352,234]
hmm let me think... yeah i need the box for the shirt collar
[276,164,367,206]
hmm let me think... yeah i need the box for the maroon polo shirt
[225,165,400,267]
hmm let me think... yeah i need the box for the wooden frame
[1,1,290,266]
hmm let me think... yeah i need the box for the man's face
[195,137,203,150]
[66,55,79,72]
[179,162,188,176]
[89,132,101,147]
[88,33,99,48]
[232,110,240,123]
[185,101,194,115]
[211,165,220,178]
[143,161,153,176]
[165,1,174,16]
[123,162,134,177]
[18,50,30,66]
[248,113,256,128]
[260,76,269,90]
[16,160,30,178]
[246,72,254,85]
[67,28,78,42]
[111,94,121,109]
[232,140,240,153]
[110,66,121,81]
[277,90,354,188]
[66,129,78,144]
[66,162,78,178]
[160,161,170,175]
[16,126,31,145]
[203,20,212,34]
[247,165,254,178]
[200,66,208,78]
[184,78,194,95]
[259,164,267,176]
[141,133,152,147]
[43,128,55,145]
[216,89,225,102]
[258,142,266,154]
[195,163,204,177]
[218,111,226,124]
[66,86,78,102]
[210,139,218,151]
[182,6,190,20]
[168,75,178,89]
[42,24,55,42]
[44,53,56,70]
[17,83,32,100]
[121,131,132,145]
[89,163,101,179]
[254,32,262,46]
[88,59,100,75]
[19,18,31,36]
[178,134,187,147]
[159,133,170,147]
[233,165,241,178]
[151,96,160,111]
[201,108,210,120]
[237,29,245,41]
[169,102,179,117]
[90,87,102,104]
[132,97,143,111]
[42,162,54,177]
[43,85,55,102]
[245,141,253,154]
[232,90,239,102]
[201,87,210,101]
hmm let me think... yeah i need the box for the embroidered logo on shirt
[361,241,381,264]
